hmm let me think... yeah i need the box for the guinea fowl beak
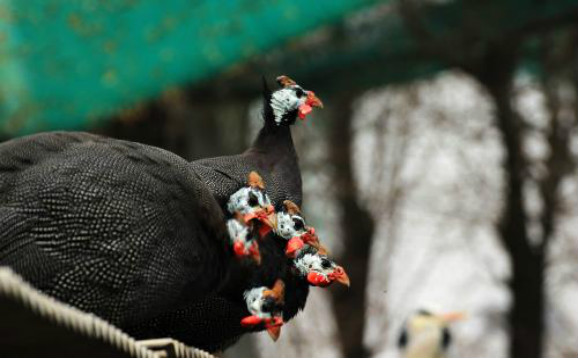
[440,311,466,322]
[298,91,324,120]
[265,316,284,341]
[267,325,281,341]
[332,266,350,287]
[306,91,323,109]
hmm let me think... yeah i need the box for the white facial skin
[243,287,272,318]
[227,187,272,215]
[275,212,307,239]
[270,85,307,125]
[227,219,250,245]
[293,253,336,278]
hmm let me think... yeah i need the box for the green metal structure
[1,0,576,136]
[0,0,380,135]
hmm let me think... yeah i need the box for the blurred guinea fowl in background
[398,309,465,358]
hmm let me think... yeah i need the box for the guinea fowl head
[264,75,323,126]
[277,200,329,258]
[276,200,307,240]
[241,279,285,341]
[293,247,350,287]
[245,76,322,207]
[227,172,277,238]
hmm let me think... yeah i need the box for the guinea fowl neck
[248,123,297,159]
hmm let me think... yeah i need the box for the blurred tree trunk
[327,92,375,358]
[470,30,578,357]
[471,41,545,358]
[101,90,250,160]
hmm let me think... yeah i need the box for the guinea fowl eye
[292,217,305,230]
[248,192,259,206]
[321,258,331,269]
[262,298,275,312]
[294,87,304,98]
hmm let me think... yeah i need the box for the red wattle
[285,237,304,258]
[307,272,331,287]
[298,104,312,119]
[233,241,246,257]
[241,315,263,327]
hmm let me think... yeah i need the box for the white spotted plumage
[275,211,306,240]
[293,252,335,278]
[270,87,307,125]
[226,219,250,247]
[243,287,272,318]
[226,187,271,215]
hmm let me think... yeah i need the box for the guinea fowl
[240,279,285,340]
[192,75,323,209]
[398,309,465,358]
[0,75,340,353]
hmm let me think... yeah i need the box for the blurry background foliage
[1,1,578,358]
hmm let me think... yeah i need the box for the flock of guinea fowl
[0,74,465,358]
[215,76,464,358]
[220,75,350,341]
[222,76,465,358]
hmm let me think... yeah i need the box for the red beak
[285,237,304,258]
[329,266,350,287]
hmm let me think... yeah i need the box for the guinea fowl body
[0,77,321,353]
[0,132,230,328]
